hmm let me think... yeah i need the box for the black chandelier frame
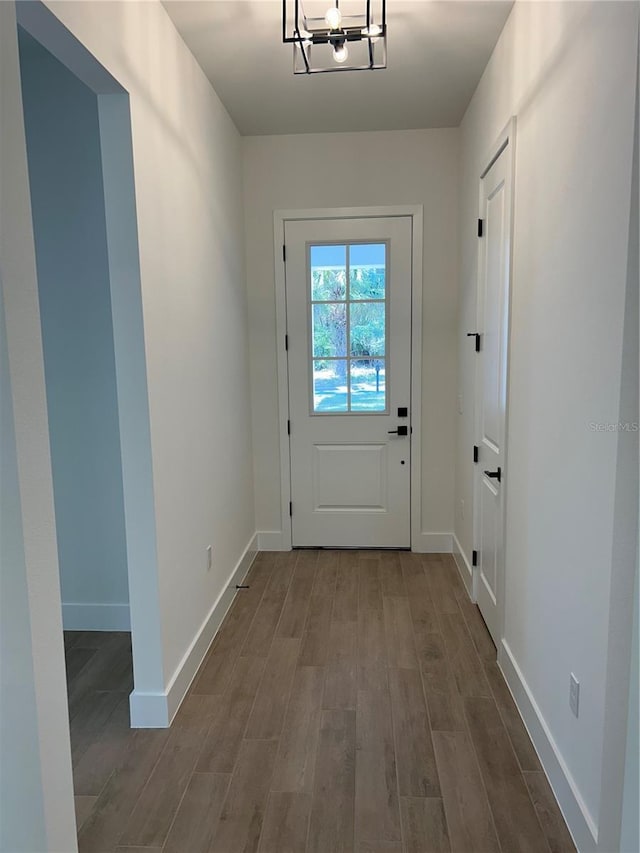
[282,0,387,74]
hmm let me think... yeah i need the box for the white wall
[455,2,639,850]
[243,129,459,549]
[18,27,130,632]
[0,2,76,849]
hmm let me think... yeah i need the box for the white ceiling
[163,0,513,136]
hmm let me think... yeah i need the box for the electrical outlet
[569,673,580,717]
[457,394,463,414]
[206,545,212,572]
[460,499,465,520]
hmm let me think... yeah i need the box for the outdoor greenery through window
[310,243,387,413]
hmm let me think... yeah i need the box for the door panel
[285,217,412,548]
[313,444,387,511]
[475,145,512,644]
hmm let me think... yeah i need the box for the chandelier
[282,0,387,74]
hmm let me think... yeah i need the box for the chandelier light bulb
[363,23,381,36]
[325,6,342,29]
[333,42,348,63]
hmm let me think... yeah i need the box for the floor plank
[77,728,170,852]
[324,619,358,710]
[258,791,312,853]
[455,590,497,663]
[333,553,359,622]
[196,654,266,773]
[119,694,219,848]
[163,772,230,853]
[388,667,440,797]
[74,796,97,833]
[66,646,98,684]
[401,557,439,655]
[432,730,500,853]
[523,771,577,853]
[383,597,418,669]
[323,661,358,710]
[422,556,459,615]
[209,738,278,853]
[399,797,451,853]
[358,605,387,664]
[379,552,406,597]
[484,660,542,771]
[358,558,383,612]
[271,666,325,793]
[355,665,402,846]
[277,550,318,638]
[418,630,466,733]
[239,554,296,658]
[312,550,340,597]
[72,696,132,797]
[438,612,492,698]
[464,696,551,853]
[192,567,271,694]
[307,709,356,853]
[299,593,334,666]
[114,847,162,852]
[244,637,301,739]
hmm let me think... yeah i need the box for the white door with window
[474,138,513,645]
[285,216,412,548]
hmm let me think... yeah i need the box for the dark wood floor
[66,550,576,853]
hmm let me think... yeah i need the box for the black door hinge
[285,334,289,351]
[466,332,481,352]
[282,244,286,262]
[477,219,484,237]
[289,501,293,517]
[472,550,478,567]
[473,445,479,463]
[287,419,291,435]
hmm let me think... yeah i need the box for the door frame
[471,117,517,648]
[273,205,424,551]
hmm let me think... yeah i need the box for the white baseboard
[452,533,474,599]
[412,532,453,553]
[129,533,259,728]
[499,640,598,852]
[256,530,290,551]
[62,602,130,631]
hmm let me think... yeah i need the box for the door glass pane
[309,241,388,414]
[350,359,386,411]
[311,245,347,301]
[350,302,385,358]
[313,303,346,357]
[350,243,386,299]
[313,360,348,412]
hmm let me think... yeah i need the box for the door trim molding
[273,205,424,551]
[471,118,517,644]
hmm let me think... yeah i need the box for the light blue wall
[0,291,47,852]
[18,29,129,623]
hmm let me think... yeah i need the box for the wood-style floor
[67,550,576,853]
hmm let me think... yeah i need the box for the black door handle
[484,467,501,482]
[467,332,481,352]
[388,425,408,436]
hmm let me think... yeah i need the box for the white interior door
[475,144,512,644]
[285,216,412,548]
